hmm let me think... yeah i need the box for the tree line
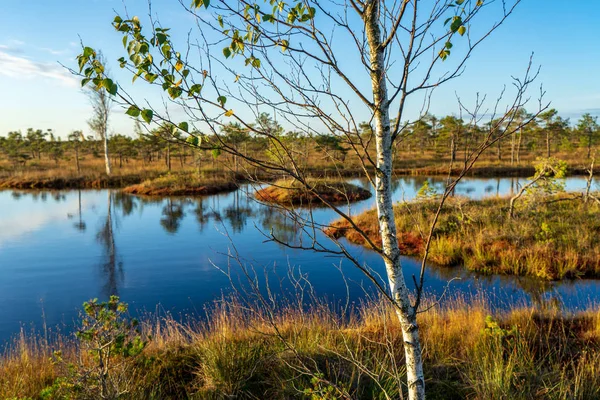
[1,109,598,174]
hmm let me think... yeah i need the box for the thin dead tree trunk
[585,157,595,203]
[516,127,522,163]
[497,138,502,160]
[510,131,515,165]
[450,134,457,163]
[365,2,424,398]
[74,142,81,174]
[588,129,593,159]
[166,142,171,171]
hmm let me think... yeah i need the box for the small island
[122,173,238,196]
[326,194,600,280]
[255,178,372,205]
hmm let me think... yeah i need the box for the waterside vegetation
[255,178,372,205]
[1,296,599,399]
[1,110,599,190]
[327,192,600,280]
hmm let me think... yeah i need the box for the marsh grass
[2,296,600,399]
[255,178,372,206]
[327,195,600,280]
[122,172,240,196]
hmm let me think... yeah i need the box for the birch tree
[87,52,113,176]
[74,0,544,398]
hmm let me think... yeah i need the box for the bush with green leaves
[48,296,147,400]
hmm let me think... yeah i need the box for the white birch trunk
[103,131,112,176]
[364,2,425,399]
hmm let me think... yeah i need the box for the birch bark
[364,1,425,398]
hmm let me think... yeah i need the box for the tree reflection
[513,277,562,311]
[223,190,254,233]
[113,192,137,216]
[96,191,123,296]
[161,198,185,234]
[258,206,302,246]
[193,198,215,232]
[73,190,86,231]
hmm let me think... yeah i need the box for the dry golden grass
[2,295,600,399]
[255,178,372,205]
[327,195,600,280]
[122,172,239,196]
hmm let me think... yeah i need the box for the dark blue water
[1,176,599,343]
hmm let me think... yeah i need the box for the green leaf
[186,135,199,146]
[126,106,141,117]
[102,79,117,95]
[189,84,202,96]
[445,41,453,49]
[450,16,462,33]
[83,47,94,57]
[81,78,91,87]
[108,82,118,96]
[251,58,261,68]
[168,87,182,99]
[132,70,142,83]
[145,73,159,83]
[203,0,210,8]
[178,122,189,132]
[217,95,227,106]
[156,32,167,45]
[223,47,232,58]
[141,109,153,123]
[78,56,87,72]
[280,39,289,51]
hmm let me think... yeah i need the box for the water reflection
[113,191,137,217]
[1,175,600,342]
[223,190,254,233]
[161,198,186,234]
[72,190,86,231]
[96,192,123,296]
[257,205,304,246]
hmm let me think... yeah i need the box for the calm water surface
[1,176,599,342]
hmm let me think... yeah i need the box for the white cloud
[39,47,70,56]
[0,195,93,248]
[0,50,78,87]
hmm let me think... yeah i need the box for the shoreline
[326,195,600,281]
[1,164,598,191]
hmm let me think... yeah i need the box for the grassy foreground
[255,179,372,205]
[326,195,600,280]
[1,296,600,399]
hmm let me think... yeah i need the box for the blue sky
[0,0,598,138]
